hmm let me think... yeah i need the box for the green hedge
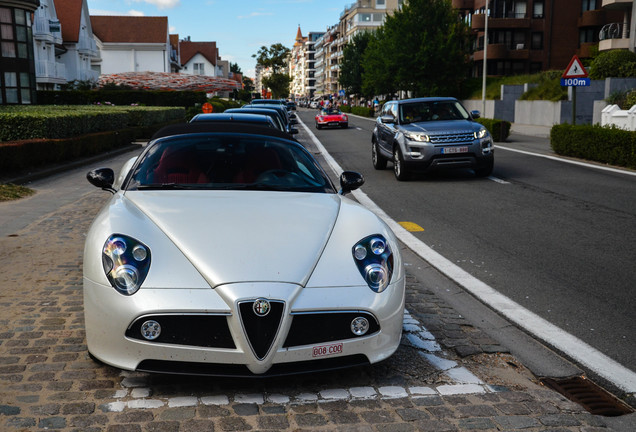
[0,106,184,142]
[340,105,375,117]
[551,124,636,169]
[37,90,207,108]
[475,118,511,142]
[0,120,182,173]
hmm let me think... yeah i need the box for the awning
[98,72,242,92]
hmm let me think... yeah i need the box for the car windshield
[399,100,470,123]
[321,108,341,115]
[126,133,334,193]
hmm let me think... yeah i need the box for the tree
[230,62,242,74]
[339,31,373,97]
[361,0,472,98]
[253,43,292,98]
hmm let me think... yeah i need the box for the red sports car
[315,108,348,129]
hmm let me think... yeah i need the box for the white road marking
[297,116,636,394]
[488,176,509,184]
[495,144,636,177]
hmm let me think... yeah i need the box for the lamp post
[481,0,489,117]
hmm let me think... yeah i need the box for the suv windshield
[126,133,334,193]
[399,100,470,124]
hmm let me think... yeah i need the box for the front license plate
[441,146,468,154]
[312,343,343,357]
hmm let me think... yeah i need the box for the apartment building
[598,0,635,53]
[1,0,40,104]
[32,0,65,90]
[459,0,626,77]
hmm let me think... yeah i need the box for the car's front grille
[283,311,380,348]
[126,314,235,348]
[430,132,474,144]
[136,354,370,377]
[238,300,285,360]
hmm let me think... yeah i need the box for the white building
[56,0,99,83]
[90,15,171,75]
[32,0,65,89]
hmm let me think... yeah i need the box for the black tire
[315,123,322,129]
[341,123,348,129]
[372,140,387,170]
[475,159,494,177]
[393,146,410,181]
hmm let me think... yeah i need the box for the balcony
[578,9,605,27]
[33,17,62,43]
[602,0,633,11]
[599,21,631,51]
[472,13,530,30]
[452,0,475,9]
[78,39,98,57]
[473,43,529,61]
[35,60,66,82]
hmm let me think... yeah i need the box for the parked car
[316,107,349,129]
[242,103,296,134]
[83,122,405,377]
[223,107,294,135]
[286,101,297,111]
[372,97,494,180]
[190,112,277,130]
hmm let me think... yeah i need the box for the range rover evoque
[371,97,494,180]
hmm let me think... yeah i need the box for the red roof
[180,41,218,66]
[98,72,242,92]
[56,0,83,42]
[91,16,168,44]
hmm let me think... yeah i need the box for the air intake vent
[238,299,284,360]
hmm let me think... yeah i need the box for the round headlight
[351,317,369,336]
[113,265,140,294]
[105,237,127,256]
[141,320,161,340]
[364,263,389,292]
[132,245,148,262]
[354,244,367,261]
[370,238,386,255]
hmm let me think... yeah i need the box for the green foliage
[0,183,35,201]
[37,89,207,108]
[252,43,291,74]
[0,106,184,142]
[339,31,372,97]
[551,124,636,169]
[361,0,472,98]
[589,50,636,79]
[262,73,292,99]
[606,90,628,108]
[519,71,567,101]
[625,90,636,108]
[475,118,511,142]
[337,104,375,117]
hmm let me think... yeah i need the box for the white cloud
[133,0,180,10]
[237,11,274,19]
[128,9,146,16]
[169,26,177,33]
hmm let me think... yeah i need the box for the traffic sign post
[561,55,589,125]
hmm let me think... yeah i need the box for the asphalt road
[296,108,636,375]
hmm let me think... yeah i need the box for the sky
[88,0,352,79]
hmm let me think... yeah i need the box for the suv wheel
[372,140,387,170]
[393,146,409,181]
[475,159,494,177]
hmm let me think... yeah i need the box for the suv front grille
[430,132,474,144]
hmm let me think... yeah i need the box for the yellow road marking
[398,222,424,232]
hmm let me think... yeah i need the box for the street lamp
[481,0,489,117]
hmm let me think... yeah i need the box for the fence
[601,104,636,131]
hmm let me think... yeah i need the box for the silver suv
[372,97,494,180]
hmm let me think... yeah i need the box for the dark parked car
[190,113,277,130]
[372,97,494,180]
[224,107,293,135]
[242,104,297,135]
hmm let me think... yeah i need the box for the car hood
[317,114,345,120]
[400,119,479,134]
[124,190,340,288]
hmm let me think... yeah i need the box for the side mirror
[380,114,395,124]
[470,110,481,119]
[87,168,116,193]
[289,113,297,120]
[289,119,298,125]
[339,171,364,195]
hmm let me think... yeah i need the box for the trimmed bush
[475,118,511,142]
[0,106,184,142]
[589,50,636,80]
[37,90,207,108]
[551,124,636,169]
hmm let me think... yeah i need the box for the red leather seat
[153,147,208,184]
[234,147,282,183]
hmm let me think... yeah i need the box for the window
[358,13,372,22]
[580,28,597,43]
[531,32,543,49]
[193,63,205,74]
[376,0,386,8]
[533,1,544,18]
[4,72,17,103]
[581,0,597,12]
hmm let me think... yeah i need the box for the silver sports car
[83,122,405,376]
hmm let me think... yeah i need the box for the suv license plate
[441,146,468,154]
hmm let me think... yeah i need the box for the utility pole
[481,0,489,117]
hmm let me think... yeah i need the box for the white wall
[182,53,216,76]
[99,47,167,74]
[602,104,636,131]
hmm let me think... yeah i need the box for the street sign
[561,77,590,87]
[562,55,588,79]
[202,102,213,113]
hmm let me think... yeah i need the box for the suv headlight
[474,126,489,139]
[403,131,430,142]
[102,234,151,295]
[352,235,393,293]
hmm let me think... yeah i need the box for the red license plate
[312,343,343,357]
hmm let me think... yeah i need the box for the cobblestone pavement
[0,186,634,430]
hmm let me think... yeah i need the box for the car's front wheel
[372,140,387,170]
[393,146,409,181]
[475,159,494,177]
[315,122,322,129]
